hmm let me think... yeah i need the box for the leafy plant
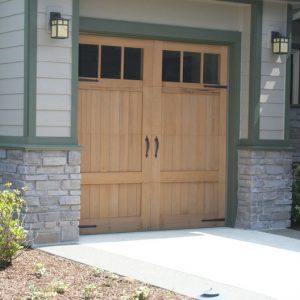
[103,272,119,287]
[0,182,27,268]
[28,285,56,300]
[92,266,103,277]
[34,262,47,278]
[83,284,97,299]
[51,281,67,294]
[133,286,150,300]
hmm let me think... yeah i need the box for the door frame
[78,18,242,227]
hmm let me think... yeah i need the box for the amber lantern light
[271,31,289,54]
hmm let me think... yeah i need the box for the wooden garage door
[78,36,227,234]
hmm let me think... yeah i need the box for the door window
[79,43,143,80]
[162,49,220,85]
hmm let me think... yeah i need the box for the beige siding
[259,1,287,140]
[0,0,25,136]
[36,0,73,137]
[80,0,252,140]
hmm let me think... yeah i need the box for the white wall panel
[0,0,25,136]
[36,0,73,137]
[259,1,287,140]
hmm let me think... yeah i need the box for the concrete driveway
[41,228,300,300]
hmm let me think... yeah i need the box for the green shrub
[292,164,300,225]
[83,284,97,299]
[34,262,47,278]
[0,182,27,268]
[133,286,150,300]
[28,285,56,300]
[51,281,67,294]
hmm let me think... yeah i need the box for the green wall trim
[247,0,263,144]
[285,4,292,143]
[80,18,241,44]
[238,145,294,152]
[24,0,37,138]
[0,144,81,151]
[79,17,242,227]
[0,136,78,146]
[71,0,79,143]
[239,138,289,147]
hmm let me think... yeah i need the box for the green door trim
[79,17,241,227]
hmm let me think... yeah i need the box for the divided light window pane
[183,52,201,83]
[101,45,121,79]
[162,50,180,82]
[79,44,98,78]
[124,47,143,80]
[203,53,220,84]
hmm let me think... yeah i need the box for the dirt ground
[0,249,193,300]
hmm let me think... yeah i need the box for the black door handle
[154,136,159,158]
[145,136,150,158]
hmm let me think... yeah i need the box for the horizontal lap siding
[0,0,25,136]
[259,1,287,140]
[36,0,73,137]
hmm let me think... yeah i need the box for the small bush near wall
[0,183,27,269]
[292,164,300,227]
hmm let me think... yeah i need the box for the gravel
[0,249,192,300]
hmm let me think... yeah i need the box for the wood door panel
[158,42,227,229]
[161,93,221,172]
[78,89,143,173]
[80,184,142,219]
[160,182,225,228]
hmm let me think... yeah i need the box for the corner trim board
[24,0,37,138]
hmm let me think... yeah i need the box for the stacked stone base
[236,149,292,230]
[0,149,81,246]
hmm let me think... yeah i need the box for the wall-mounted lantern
[50,12,69,39]
[271,31,289,54]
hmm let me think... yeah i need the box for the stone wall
[290,106,300,162]
[0,149,81,246]
[236,149,292,229]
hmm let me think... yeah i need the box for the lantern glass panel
[58,24,68,38]
[273,41,280,54]
[280,39,288,54]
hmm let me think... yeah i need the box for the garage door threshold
[40,227,300,300]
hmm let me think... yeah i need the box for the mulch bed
[0,249,193,300]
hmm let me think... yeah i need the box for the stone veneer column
[290,107,300,163]
[0,149,81,246]
[236,149,292,229]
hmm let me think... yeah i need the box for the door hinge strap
[79,225,97,228]
[202,218,225,222]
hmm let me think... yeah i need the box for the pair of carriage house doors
[78,35,228,234]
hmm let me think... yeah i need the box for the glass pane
[183,52,201,83]
[124,47,142,80]
[79,44,98,78]
[101,45,121,79]
[162,50,180,82]
[203,53,220,84]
